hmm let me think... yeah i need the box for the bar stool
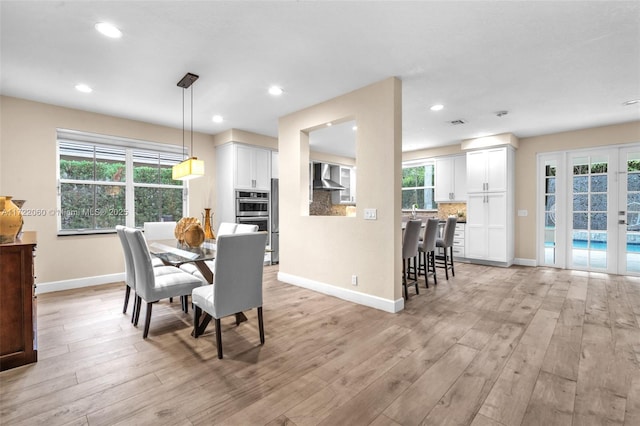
[435,216,457,279]
[402,220,422,299]
[418,218,439,287]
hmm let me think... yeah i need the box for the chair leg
[449,246,455,277]
[444,249,449,280]
[258,307,265,345]
[215,318,223,359]
[123,286,131,314]
[133,295,142,326]
[402,259,408,300]
[431,251,438,285]
[193,305,201,338]
[143,302,153,339]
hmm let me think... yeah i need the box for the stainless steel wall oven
[236,190,269,232]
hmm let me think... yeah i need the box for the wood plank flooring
[1,263,639,425]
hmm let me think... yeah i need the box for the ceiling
[1,1,639,153]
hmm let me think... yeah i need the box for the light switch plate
[364,208,377,220]
[518,209,528,217]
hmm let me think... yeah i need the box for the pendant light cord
[182,88,186,160]
[190,84,194,157]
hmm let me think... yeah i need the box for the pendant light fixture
[172,72,205,181]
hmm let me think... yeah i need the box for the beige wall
[0,96,216,284]
[278,77,403,302]
[213,128,278,149]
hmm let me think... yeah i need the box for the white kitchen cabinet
[435,155,467,202]
[331,166,356,204]
[437,222,466,259]
[465,146,514,265]
[466,147,508,193]
[466,193,509,262]
[235,144,271,190]
[216,143,274,228]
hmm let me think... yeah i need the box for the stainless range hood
[312,163,345,191]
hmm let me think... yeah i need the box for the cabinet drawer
[453,239,465,247]
[452,247,465,257]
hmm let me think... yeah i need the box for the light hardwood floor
[1,263,639,425]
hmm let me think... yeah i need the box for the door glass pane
[543,159,558,265]
[572,155,607,270]
[627,153,640,273]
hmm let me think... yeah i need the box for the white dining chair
[191,232,268,359]
[125,227,206,338]
[143,221,177,240]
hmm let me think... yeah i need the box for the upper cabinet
[235,144,271,190]
[271,151,279,180]
[466,147,508,193]
[435,155,467,202]
[331,165,356,204]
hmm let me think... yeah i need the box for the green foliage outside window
[59,159,183,231]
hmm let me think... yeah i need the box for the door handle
[619,211,626,216]
[619,219,627,225]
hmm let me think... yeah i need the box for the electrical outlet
[351,274,358,286]
[364,208,377,220]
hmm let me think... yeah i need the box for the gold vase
[203,208,214,239]
[0,196,23,243]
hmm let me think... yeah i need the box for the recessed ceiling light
[623,99,640,106]
[212,115,224,123]
[75,84,93,93]
[95,22,122,39]
[430,104,444,111]
[268,86,283,96]
[352,125,358,131]
[326,122,332,127]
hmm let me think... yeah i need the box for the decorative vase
[0,196,23,243]
[203,208,214,240]
[174,217,203,246]
[183,223,205,248]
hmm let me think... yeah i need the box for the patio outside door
[618,147,640,274]
[547,146,640,275]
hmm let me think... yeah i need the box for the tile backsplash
[438,202,466,221]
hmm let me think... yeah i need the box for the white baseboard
[36,273,125,295]
[277,272,404,313]
[514,258,537,267]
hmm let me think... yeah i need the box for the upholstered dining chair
[179,222,246,281]
[124,227,205,338]
[418,218,439,288]
[143,221,177,240]
[436,216,458,279]
[116,225,137,315]
[402,219,422,300]
[191,232,268,359]
[116,226,164,318]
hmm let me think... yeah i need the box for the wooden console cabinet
[0,231,37,371]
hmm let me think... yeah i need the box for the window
[57,129,186,234]
[402,162,437,210]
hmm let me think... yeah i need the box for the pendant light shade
[172,72,204,181]
[172,157,205,180]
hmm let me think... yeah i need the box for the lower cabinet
[466,192,512,264]
[0,232,37,371]
[436,222,466,260]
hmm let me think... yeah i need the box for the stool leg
[449,246,455,276]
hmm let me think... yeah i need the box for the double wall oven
[236,190,269,232]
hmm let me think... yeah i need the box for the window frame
[401,160,437,211]
[56,129,187,235]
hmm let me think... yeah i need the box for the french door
[538,144,640,275]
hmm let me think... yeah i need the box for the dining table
[148,239,248,333]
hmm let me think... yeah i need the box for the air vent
[450,119,466,125]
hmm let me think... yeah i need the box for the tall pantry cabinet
[465,146,515,266]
